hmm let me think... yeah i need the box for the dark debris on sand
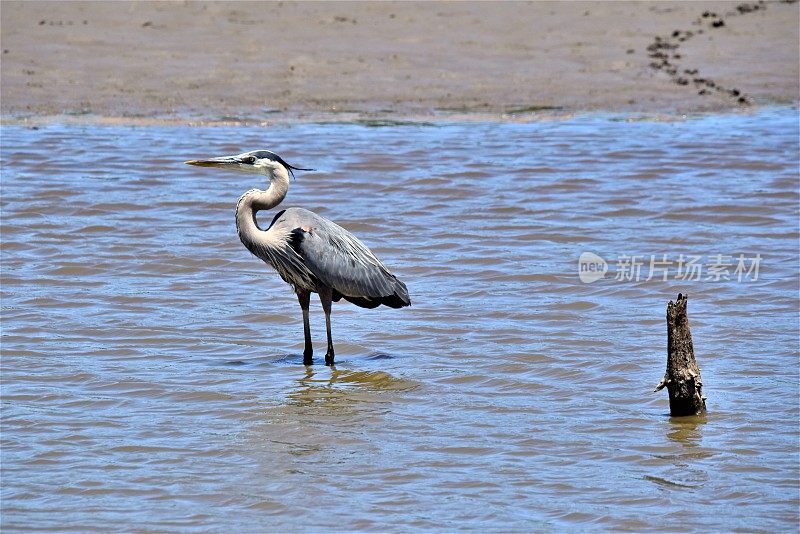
[645,0,792,106]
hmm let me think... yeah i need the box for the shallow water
[1,108,798,532]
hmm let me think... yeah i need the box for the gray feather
[272,208,409,304]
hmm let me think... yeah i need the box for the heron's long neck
[235,172,289,246]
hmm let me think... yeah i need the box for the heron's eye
[244,156,256,164]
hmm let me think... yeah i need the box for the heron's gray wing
[276,209,409,307]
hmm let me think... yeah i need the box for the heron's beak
[184,156,240,168]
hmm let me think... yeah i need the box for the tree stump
[654,293,707,416]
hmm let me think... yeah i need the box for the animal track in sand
[646,0,797,106]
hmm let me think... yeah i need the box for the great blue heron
[185,150,410,366]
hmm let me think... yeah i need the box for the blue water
[1,107,798,531]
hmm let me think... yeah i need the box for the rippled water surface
[2,108,798,531]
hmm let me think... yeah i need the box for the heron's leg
[318,287,335,366]
[296,289,313,365]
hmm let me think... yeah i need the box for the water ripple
[1,108,798,531]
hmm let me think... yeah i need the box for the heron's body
[186,150,410,365]
[242,204,409,309]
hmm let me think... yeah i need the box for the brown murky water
[2,108,798,531]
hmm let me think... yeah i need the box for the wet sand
[1,0,798,123]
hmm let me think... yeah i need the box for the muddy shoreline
[1,1,797,125]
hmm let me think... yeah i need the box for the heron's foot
[324,350,335,366]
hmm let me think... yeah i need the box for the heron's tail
[335,277,411,309]
[379,277,411,309]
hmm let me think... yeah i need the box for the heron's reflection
[285,362,417,413]
[288,365,349,408]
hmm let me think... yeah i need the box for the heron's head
[184,150,313,180]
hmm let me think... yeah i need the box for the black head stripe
[251,150,314,179]
[277,156,314,173]
[252,150,279,161]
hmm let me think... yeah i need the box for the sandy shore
[1,1,797,124]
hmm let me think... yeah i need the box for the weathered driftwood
[654,293,707,416]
